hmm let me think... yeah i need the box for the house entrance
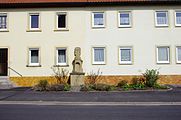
[0,48,8,76]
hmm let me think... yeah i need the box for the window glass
[119,13,130,26]
[58,49,66,64]
[30,15,39,28]
[30,49,39,64]
[120,49,131,61]
[177,47,181,62]
[176,12,181,25]
[94,48,104,62]
[93,12,104,27]
[156,12,168,26]
[58,14,66,28]
[0,14,7,29]
[119,47,132,64]
[158,47,168,61]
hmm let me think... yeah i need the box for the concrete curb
[0,101,181,106]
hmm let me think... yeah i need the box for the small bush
[132,77,146,85]
[94,84,111,91]
[117,80,128,88]
[87,69,102,85]
[47,84,64,91]
[51,66,69,84]
[34,80,49,91]
[143,69,159,87]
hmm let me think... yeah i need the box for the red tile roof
[0,0,175,4]
[0,0,180,8]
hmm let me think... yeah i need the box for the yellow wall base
[10,75,181,87]
[10,76,58,87]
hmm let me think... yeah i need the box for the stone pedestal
[70,73,85,86]
[70,47,85,87]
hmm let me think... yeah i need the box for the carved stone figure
[72,47,83,73]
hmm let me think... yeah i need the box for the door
[0,48,8,76]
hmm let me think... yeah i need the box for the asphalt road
[0,105,181,120]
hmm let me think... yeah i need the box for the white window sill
[175,24,181,27]
[54,28,69,32]
[26,29,42,32]
[155,25,169,27]
[0,29,9,32]
[118,25,131,28]
[92,26,105,29]
[119,62,132,65]
[92,62,106,65]
[157,61,170,64]
[54,64,69,67]
[26,64,41,67]
[176,61,181,64]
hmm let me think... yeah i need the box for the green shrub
[130,84,146,90]
[143,69,159,87]
[153,84,168,89]
[80,85,94,91]
[64,84,71,91]
[80,84,117,91]
[34,80,49,91]
[109,85,118,91]
[117,80,128,88]
[122,84,131,91]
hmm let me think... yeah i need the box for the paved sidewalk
[0,86,181,102]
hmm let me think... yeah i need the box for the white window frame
[0,13,8,31]
[56,48,67,66]
[92,12,105,28]
[156,46,170,64]
[29,13,40,30]
[155,11,169,27]
[56,12,68,30]
[29,48,40,66]
[118,11,131,28]
[176,46,181,63]
[92,47,106,65]
[119,47,133,64]
[175,11,181,26]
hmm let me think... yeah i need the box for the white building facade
[0,0,181,86]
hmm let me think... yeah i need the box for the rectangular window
[157,46,170,64]
[118,12,131,27]
[155,11,168,26]
[175,11,181,26]
[92,12,105,28]
[29,13,40,30]
[29,48,39,66]
[0,13,7,30]
[56,48,67,65]
[176,46,181,63]
[119,47,133,64]
[92,47,105,64]
[56,13,67,29]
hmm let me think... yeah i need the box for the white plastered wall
[0,6,181,77]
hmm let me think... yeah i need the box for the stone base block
[70,74,85,86]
